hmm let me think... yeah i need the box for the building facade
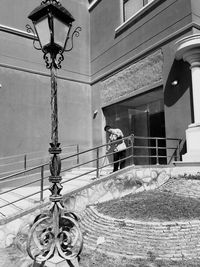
[91,0,200,162]
[0,0,200,162]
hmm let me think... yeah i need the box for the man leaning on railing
[104,125,127,172]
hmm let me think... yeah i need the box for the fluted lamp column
[175,34,200,162]
[25,1,82,266]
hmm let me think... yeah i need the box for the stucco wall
[90,0,193,82]
[0,0,200,158]
[0,66,92,157]
[0,0,91,157]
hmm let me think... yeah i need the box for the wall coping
[88,205,200,226]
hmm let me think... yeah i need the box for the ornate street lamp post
[26,0,82,266]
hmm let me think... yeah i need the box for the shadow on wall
[164,59,192,112]
[180,140,186,159]
[164,59,192,158]
[164,60,194,159]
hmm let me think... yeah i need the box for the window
[123,0,154,21]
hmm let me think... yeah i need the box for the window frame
[123,0,152,22]
[116,0,160,36]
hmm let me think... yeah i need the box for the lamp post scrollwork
[26,0,82,265]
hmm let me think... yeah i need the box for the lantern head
[28,1,75,55]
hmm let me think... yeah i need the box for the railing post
[174,139,181,162]
[24,154,27,170]
[40,165,44,202]
[130,134,134,165]
[156,138,159,165]
[96,147,100,178]
[177,140,181,161]
[77,144,80,167]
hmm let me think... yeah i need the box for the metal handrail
[0,144,79,174]
[0,144,78,161]
[168,138,184,163]
[0,135,181,183]
[0,135,182,214]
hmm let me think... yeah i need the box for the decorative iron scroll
[65,27,82,52]
[43,51,64,69]
[26,25,82,69]
[25,24,41,51]
[27,211,83,263]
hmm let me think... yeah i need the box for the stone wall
[63,166,170,213]
[81,205,200,260]
[101,49,163,105]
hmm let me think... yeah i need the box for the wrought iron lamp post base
[26,67,83,264]
[26,0,82,265]
[45,250,79,267]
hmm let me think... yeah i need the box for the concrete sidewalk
[0,167,111,224]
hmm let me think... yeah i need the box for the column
[183,49,200,125]
[175,35,200,162]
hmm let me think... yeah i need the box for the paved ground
[0,167,111,267]
[0,167,111,222]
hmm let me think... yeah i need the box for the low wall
[81,206,200,260]
[0,166,170,250]
[63,165,171,212]
[0,164,200,263]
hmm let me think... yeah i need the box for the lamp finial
[41,0,61,5]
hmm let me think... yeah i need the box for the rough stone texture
[80,204,200,261]
[0,210,40,266]
[0,212,37,249]
[159,177,200,199]
[101,49,163,105]
[63,167,170,213]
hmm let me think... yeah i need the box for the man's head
[104,125,112,132]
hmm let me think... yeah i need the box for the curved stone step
[80,205,200,260]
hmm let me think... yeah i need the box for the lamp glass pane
[35,17,51,48]
[53,17,70,49]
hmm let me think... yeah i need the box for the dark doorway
[103,87,166,165]
[149,111,166,164]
